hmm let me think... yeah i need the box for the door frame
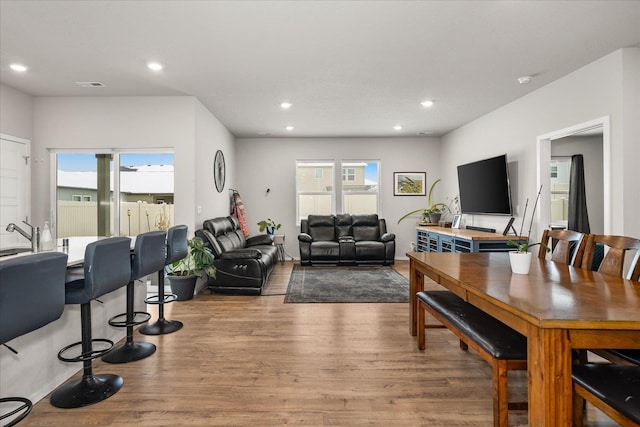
[0,132,31,226]
[536,116,611,234]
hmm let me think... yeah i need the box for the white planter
[509,251,532,275]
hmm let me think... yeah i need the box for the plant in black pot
[166,236,216,301]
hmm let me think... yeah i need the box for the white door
[0,135,30,249]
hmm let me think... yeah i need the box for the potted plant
[257,218,281,240]
[397,179,450,224]
[166,236,216,300]
[507,185,549,274]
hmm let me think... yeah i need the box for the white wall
[0,83,33,140]
[235,137,441,259]
[621,48,640,239]
[440,48,640,241]
[194,101,235,222]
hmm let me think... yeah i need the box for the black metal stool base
[101,341,156,364]
[139,319,183,335]
[0,397,32,427]
[49,374,123,409]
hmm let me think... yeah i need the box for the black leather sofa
[195,216,277,295]
[298,214,395,266]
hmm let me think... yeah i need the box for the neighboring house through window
[296,160,380,222]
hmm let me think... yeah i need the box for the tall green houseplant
[167,236,216,278]
[397,179,449,224]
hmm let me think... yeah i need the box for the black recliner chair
[1,252,68,425]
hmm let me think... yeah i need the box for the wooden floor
[21,260,616,426]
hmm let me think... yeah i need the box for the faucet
[6,220,40,252]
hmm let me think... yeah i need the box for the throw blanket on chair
[231,190,250,237]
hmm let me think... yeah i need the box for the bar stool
[49,237,131,408]
[140,225,188,335]
[102,230,166,364]
[1,252,67,425]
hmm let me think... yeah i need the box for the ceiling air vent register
[75,82,105,87]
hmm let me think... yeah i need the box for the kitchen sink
[0,247,33,257]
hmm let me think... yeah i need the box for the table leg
[409,259,424,336]
[527,326,573,426]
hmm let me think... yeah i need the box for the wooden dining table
[407,251,640,426]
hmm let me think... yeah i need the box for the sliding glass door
[54,151,173,238]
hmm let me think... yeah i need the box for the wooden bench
[416,290,527,427]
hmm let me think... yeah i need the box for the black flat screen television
[457,154,513,215]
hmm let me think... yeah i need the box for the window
[295,160,380,222]
[54,151,174,238]
[550,157,571,226]
[342,168,356,182]
[341,161,379,215]
[296,161,335,221]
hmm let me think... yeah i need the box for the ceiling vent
[75,81,105,88]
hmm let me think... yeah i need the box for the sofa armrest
[298,233,313,243]
[381,233,395,243]
[220,248,262,260]
[246,234,273,247]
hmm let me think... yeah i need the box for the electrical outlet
[196,205,202,215]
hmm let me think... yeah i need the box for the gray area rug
[284,265,409,303]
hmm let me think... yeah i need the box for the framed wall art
[394,172,426,196]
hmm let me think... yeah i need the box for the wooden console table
[416,225,525,253]
[407,251,640,426]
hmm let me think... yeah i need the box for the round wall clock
[214,150,225,193]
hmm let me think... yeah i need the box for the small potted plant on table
[167,236,216,300]
[257,218,281,241]
[508,185,549,274]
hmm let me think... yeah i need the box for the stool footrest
[0,397,32,427]
[144,293,178,305]
[57,338,114,363]
[108,311,152,328]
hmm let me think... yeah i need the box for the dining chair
[579,234,640,365]
[572,364,640,427]
[581,234,640,281]
[572,234,640,426]
[1,252,68,425]
[538,229,587,266]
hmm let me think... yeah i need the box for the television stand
[415,226,526,253]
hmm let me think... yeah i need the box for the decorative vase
[168,274,198,301]
[509,251,532,275]
[266,226,275,241]
[428,213,442,224]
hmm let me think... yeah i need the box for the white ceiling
[1,1,639,138]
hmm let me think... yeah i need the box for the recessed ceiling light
[280,102,292,109]
[393,125,403,131]
[517,75,532,85]
[285,126,294,131]
[420,100,434,108]
[10,63,28,72]
[147,62,163,71]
